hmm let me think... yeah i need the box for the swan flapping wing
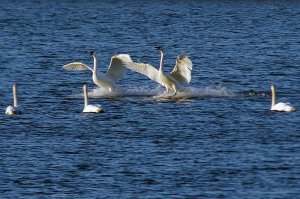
[106,54,133,82]
[125,61,160,83]
[170,55,193,84]
[63,62,93,72]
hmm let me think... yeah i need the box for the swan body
[82,84,104,113]
[5,83,18,115]
[83,104,103,113]
[5,105,17,115]
[125,46,192,96]
[63,51,132,92]
[270,85,295,112]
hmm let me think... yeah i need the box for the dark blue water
[1,1,300,198]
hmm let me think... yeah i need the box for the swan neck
[271,86,276,108]
[159,51,164,72]
[13,83,17,107]
[93,54,98,76]
[83,84,88,107]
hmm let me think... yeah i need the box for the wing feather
[63,62,93,71]
[170,55,193,84]
[106,54,132,82]
[125,61,160,83]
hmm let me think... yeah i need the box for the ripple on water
[0,1,299,198]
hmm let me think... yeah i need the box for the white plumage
[82,84,104,113]
[5,83,18,115]
[5,105,17,115]
[63,51,132,92]
[125,46,192,96]
[270,85,295,112]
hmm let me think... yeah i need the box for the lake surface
[0,1,299,198]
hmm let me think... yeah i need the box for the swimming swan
[270,85,295,112]
[5,83,18,115]
[125,46,192,96]
[82,84,104,113]
[63,51,132,92]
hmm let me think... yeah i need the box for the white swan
[82,84,104,113]
[125,46,192,96]
[270,85,295,112]
[5,83,18,115]
[63,50,132,92]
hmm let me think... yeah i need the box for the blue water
[1,1,300,198]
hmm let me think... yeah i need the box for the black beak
[90,50,94,55]
[155,46,162,50]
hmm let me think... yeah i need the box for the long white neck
[93,54,98,78]
[159,50,164,73]
[83,84,88,107]
[271,85,276,108]
[13,83,17,107]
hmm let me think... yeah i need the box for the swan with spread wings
[125,46,192,96]
[63,50,132,92]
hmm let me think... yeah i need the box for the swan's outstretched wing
[170,55,193,84]
[63,62,93,72]
[106,54,133,82]
[125,61,160,83]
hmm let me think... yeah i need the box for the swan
[63,50,132,92]
[125,46,193,96]
[5,83,18,115]
[82,84,104,113]
[270,85,295,112]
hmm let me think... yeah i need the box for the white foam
[191,86,235,98]
[153,86,234,99]
[84,85,234,99]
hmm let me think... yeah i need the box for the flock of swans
[63,47,193,96]
[4,47,296,115]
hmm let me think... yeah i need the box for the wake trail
[85,85,235,99]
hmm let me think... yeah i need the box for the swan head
[90,50,95,56]
[155,46,164,52]
[271,84,275,92]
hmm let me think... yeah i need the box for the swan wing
[106,54,133,82]
[125,61,160,84]
[170,55,193,84]
[63,62,93,72]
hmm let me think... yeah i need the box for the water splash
[86,85,234,99]
[241,90,268,97]
[183,86,235,98]
[88,86,161,98]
